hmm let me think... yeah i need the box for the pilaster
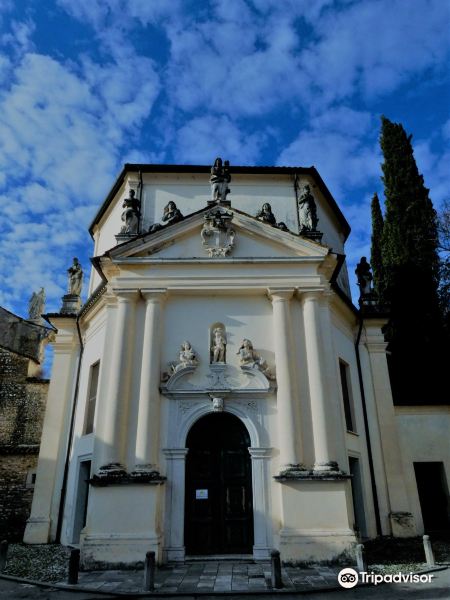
[24,316,80,543]
[362,319,416,537]
[95,289,139,472]
[249,447,273,558]
[162,448,189,562]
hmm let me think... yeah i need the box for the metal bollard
[67,548,80,585]
[423,535,435,567]
[0,540,8,573]
[143,551,156,592]
[270,549,283,589]
[356,543,367,572]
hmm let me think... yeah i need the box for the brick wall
[0,347,49,540]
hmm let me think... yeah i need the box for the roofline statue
[28,287,45,321]
[209,157,231,205]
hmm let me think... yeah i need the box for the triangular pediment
[107,206,330,262]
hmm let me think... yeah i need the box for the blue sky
[0,0,449,317]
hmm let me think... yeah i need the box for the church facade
[23,163,450,566]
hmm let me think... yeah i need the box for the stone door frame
[162,398,273,562]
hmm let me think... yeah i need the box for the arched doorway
[184,412,254,555]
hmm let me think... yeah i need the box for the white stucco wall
[395,406,450,533]
[60,307,106,544]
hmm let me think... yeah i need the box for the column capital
[361,328,388,353]
[267,287,295,302]
[141,288,168,303]
[298,289,323,303]
[112,288,140,302]
[249,447,273,459]
[364,338,388,353]
[163,448,189,459]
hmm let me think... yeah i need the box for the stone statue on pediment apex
[210,157,231,205]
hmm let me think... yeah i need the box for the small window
[339,360,356,432]
[84,362,100,435]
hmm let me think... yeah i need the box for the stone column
[135,289,167,472]
[302,291,338,471]
[318,292,347,469]
[97,289,138,471]
[249,448,272,559]
[268,288,300,471]
[162,448,189,562]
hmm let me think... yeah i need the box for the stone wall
[0,346,49,540]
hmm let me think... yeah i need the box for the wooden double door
[185,413,254,555]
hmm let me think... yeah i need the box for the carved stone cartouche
[201,207,235,257]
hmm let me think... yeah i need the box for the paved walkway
[59,561,342,594]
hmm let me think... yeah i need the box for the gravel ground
[2,537,449,583]
[365,535,450,568]
[3,543,70,582]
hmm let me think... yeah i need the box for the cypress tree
[379,116,444,404]
[370,192,384,297]
[380,116,439,294]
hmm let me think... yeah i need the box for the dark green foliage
[437,199,450,336]
[378,116,447,404]
[380,117,440,290]
[370,193,384,297]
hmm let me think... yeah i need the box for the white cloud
[277,107,380,198]
[413,139,450,208]
[0,45,160,313]
[301,0,450,107]
[173,115,268,164]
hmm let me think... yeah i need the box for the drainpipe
[55,315,84,543]
[293,172,301,233]
[355,315,382,536]
[139,170,143,233]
